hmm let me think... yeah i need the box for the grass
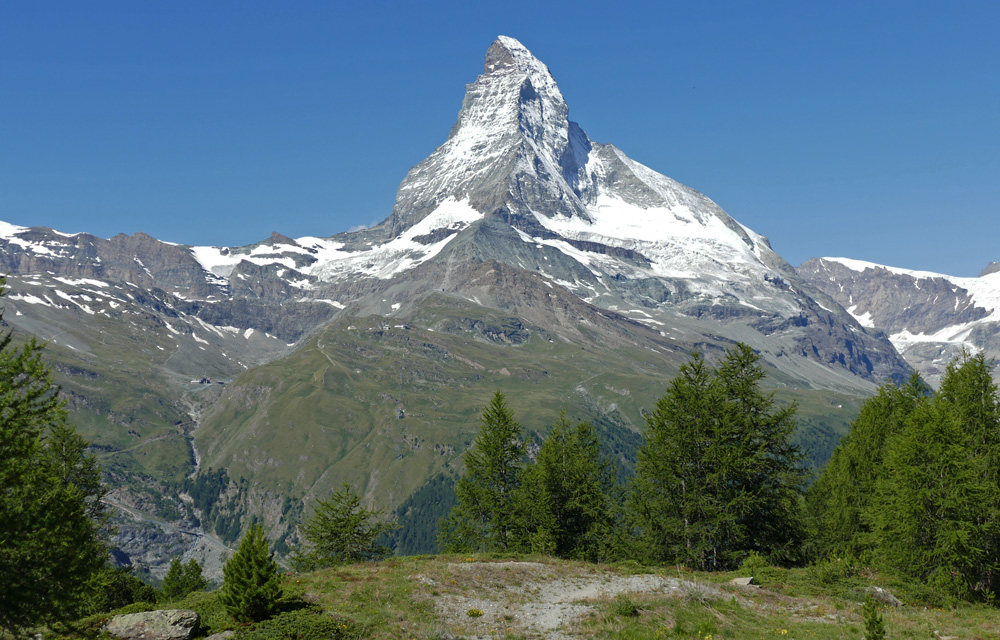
[50,554,1000,640]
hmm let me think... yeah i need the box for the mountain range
[1,36,965,578]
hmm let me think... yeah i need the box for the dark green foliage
[84,565,158,614]
[629,344,806,570]
[805,373,927,557]
[862,595,886,640]
[0,280,110,632]
[393,473,457,555]
[184,467,230,518]
[220,524,283,622]
[810,352,1000,601]
[869,394,991,600]
[292,484,398,569]
[439,391,526,553]
[235,607,359,640]
[161,558,209,600]
[515,414,624,561]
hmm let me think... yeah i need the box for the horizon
[1,1,997,276]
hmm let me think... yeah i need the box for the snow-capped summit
[388,35,589,234]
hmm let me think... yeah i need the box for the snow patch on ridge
[824,257,1000,319]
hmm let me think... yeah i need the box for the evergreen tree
[805,373,926,557]
[715,343,806,565]
[85,565,158,614]
[522,413,624,562]
[630,344,805,570]
[439,391,525,553]
[868,395,993,600]
[292,484,397,569]
[934,351,1000,593]
[0,280,109,632]
[161,558,208,600]
[220,524,282,622]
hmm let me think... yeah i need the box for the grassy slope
[195,305,868,517]
[74,555,1000,640]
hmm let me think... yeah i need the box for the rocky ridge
[799,257,1000,385]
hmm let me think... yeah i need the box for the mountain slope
[799,257,1000,385]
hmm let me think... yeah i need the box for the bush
[86,566,158,614]
[220,524,283,622]
[739,551,768,576]
[235,608,358,640]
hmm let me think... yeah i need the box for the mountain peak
[484,36,541,75]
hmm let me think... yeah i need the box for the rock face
[104,610,200,640]
[799,257,1000,386]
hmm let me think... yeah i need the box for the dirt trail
[419,561,726,639]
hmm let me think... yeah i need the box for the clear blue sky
[2,1,997,276]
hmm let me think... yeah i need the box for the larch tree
[292,483,397,569]
[519,413,623,561]
[439,391,525,553]
[630,344,805,570]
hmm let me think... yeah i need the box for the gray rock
[204,631,235,640]
[730,577,757,587]
[865,586,903,607]
[105,609,200,640]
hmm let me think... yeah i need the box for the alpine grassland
[52,555,1000,640]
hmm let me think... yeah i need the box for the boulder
[730,576,758,588]
[865,586,903,608]
[104,609,200,640]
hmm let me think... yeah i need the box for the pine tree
[292,484,397,569]
[630,344,805,570]
[161,558,208,600]
[219,524,282,622]
[439,391,525,553]
[521,414,623,561]
[0,279,109,632]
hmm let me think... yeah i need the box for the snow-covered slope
[799,257,1000,385]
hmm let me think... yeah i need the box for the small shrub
[235,608,358,640]
[739,551,768,576]
[862,594,886,640]
[681,580,714,604]
[111,601,157,616]
[610,593,639,617]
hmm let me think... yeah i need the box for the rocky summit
[0,37,910,577]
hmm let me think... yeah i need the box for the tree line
[439,343,806,570]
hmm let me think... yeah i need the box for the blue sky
[2,1,997,276]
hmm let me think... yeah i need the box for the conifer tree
[519,414,623,561]
[292,483,397,569]
[439,391,525,553]
[0,280,109,632]
[630,344,805,570]
[805,373,927,557]
[220,524,282,622]
[868,395,992,599]
[161,558,208,600]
